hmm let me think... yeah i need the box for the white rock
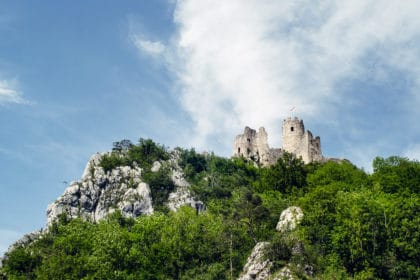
[46,153,153,226]
[151,161,161,172]
[46,150,201,226]
[167,168,201,211]
[274,266,295,280]
[276,206,304,233]
[238,242,272,280]
[81,153,103,180]
[171,170,190,187]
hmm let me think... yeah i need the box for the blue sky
[1,0,420,254]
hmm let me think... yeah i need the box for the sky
[1,0,420,255]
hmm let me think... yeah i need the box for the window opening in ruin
[238,147,241,154]
[247,138,250,143]
[247,148,251,155]
[291,127,294,132]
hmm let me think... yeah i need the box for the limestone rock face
[166,155,201,212]
[276,206,304,233]
[237,241,300,280]
[46,153,153,226]
[151,161,162,172]
[238,207,308,280]
[238,242,272,280]
[46,151,201,227]
[275,266,295,280]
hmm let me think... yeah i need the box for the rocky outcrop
[238,206,308,280]
[165,152,202,212]
[276,206,304,233]
[46,152,201,227]
[46,153,153,226]
[167,169,202,212]
[238,242,272,280]
[237,242,298,280]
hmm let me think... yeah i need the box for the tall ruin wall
[233,117,323,165]
[233,127,273,166]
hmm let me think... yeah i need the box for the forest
[1,139,419,279]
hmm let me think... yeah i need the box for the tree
[372,156,420,193]
[256,152,307,193]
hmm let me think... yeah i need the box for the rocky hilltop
[47,150,200,227]
[2,137,418,279]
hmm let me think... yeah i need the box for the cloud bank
[133,1,420,164]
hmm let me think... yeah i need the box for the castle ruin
[233,117,323,165]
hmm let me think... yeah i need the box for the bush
[99,138,169,172]
[99,152,126,173]
[142,167,175,212]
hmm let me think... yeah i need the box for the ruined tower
[282,117,323,163]
[282,118,305,154]
[233,127,271,165]
[233,117,324,165]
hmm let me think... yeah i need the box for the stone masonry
[233,117,323,165]
[282,117,323,163]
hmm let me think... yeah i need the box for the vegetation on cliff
[1,140,419,279]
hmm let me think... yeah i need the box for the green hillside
[1,140,419,279]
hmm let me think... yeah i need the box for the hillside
[1,138,419,279]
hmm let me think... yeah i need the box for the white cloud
[128,1,420,166]
[132,35,166,55]
[163,0,420,154]
[0,79,27,105]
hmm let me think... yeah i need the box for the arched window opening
[291,127,294,132]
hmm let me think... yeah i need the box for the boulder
[276,206,304,233]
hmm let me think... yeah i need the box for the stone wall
[233,117,323,165]
[282,117,323,163]
[233,127,274,166]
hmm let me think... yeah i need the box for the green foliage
[99,138,169,172]
[126,138,169,169]
[297,159,420,279]
[232,190,271,243]
[142,166,175,212]
[2,209,253,279]
[306,160,367,189]
[177,148,208,181]
[372,156,420,193]
[191,155,258,202]
[255,152,307,193]
[3,150,420,279]
[99,152,126,173]
[1,246,41,279]
[112,139,133,152]
[259,190,288,230]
